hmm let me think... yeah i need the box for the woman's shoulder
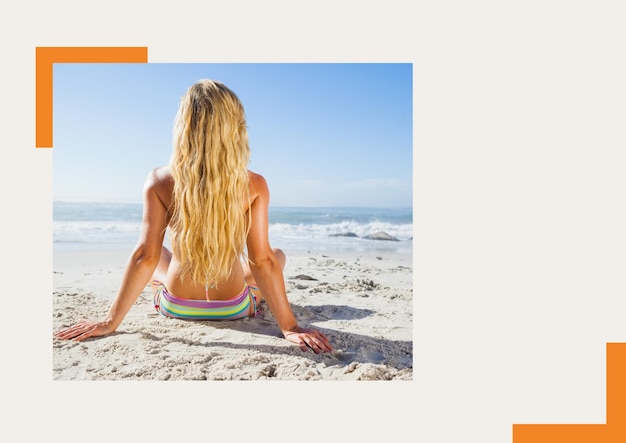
[247,169,269,196]
[145,166,174,195]
[146,166,173,183]
[247,169,266,184]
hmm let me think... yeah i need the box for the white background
[2,1,625,442]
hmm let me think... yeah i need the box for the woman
[54,79,333,354]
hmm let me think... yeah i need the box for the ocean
[53,202,413,255]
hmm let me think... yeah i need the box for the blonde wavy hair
[169,80,250,287]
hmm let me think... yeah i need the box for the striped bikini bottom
[151,280,261,320]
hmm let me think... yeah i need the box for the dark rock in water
[329,232,359,238]
[362,231,399,241]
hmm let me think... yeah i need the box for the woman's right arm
[54,169,169,341]
[246,173,333,353]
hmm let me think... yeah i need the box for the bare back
[149,166,264,300]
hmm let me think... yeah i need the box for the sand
[52,248,413,381]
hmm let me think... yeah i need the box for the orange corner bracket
[513,342,626,443]
[35,46,148,148]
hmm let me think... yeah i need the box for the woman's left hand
[54,319,115,342]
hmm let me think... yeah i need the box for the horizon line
[52,199,413,210]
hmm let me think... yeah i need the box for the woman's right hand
[283,326,333,354]
[54,319,115,342]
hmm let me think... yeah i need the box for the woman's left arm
[54,169,168,341]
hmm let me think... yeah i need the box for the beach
[52,247,413,381]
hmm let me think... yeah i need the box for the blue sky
[53,63,412,207]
